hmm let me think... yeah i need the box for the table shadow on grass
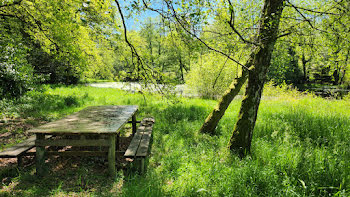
[0,156,123,196]
[1,140,164,197]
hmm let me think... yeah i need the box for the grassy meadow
[0,85,349,196]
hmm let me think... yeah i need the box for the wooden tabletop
[29,105,138,134]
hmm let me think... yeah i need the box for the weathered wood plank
[143,118,155,124]
[124,117,155,158]
[140,158,145,174]
[108,134,116,177]
[46,151,108,157]
[0,135,52,158]
[124,126,144,157]
[36,134,46,176]
[136,127,153,157]
[29,105,138,134]
[36,139,109,147]
[124,117,154,174]
[0,136,35,158]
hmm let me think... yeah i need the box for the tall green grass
[0,85,349,196]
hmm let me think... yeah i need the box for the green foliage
[0,85,349,196]
[112,17,197,84]
[263,81,308,99]
[0,0,119,95]
[1,86,350,196]
[186,53,240,99]
[0,23,34,98]
[274,0,350,87]
[268,42,304,85]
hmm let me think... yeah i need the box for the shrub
[263,81,312,99]
[185,53,240,99]
[0,38,35,99]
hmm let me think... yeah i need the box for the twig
[141,0,247,70]
[285,2,339,16]
[227,0,261,46]
[164,1,248,70]
[212,54,230,89]
[115,0,168,95]
[286,0,314,29]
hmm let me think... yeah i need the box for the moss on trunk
[229,0,285,156]
[199,69,248,134]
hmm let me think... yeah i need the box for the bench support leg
[36,134,46,176]
[108,134,116,177]
[17,155,23,166]
[140,158,145,174]
[116,133,119,151]
[132,115,137,135]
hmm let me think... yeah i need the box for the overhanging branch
[115,0,167,95]
[286,0,314,29]
[164,1,248,70]
[227,0,261,47]
[285,2,339,16]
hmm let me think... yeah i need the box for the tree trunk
[340,49,349,84]
[199,69,249,134]
[199,0,285,138]
[179,55,184,82]
[333,63,340,85]
[229,0,285,157]
[302,52,309,83]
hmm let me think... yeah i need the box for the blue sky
[117,1,162,30]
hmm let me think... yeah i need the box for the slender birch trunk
[229,0,285,156]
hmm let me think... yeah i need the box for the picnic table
[28,105,138,177]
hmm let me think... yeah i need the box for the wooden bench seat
[124,117,155,173]
[0,135,52,166]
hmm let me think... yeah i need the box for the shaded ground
[0,122,137,196]
[0,118,48,151]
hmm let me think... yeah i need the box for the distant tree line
[1,0,349,101]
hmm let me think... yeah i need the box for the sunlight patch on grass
[0,85,349,196]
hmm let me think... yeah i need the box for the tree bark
[179,55,184,82]
[229,0,285,157]
[199,0,285,137]
[302,52,310,83]
[199,67,249,134]
[340,49,349,84]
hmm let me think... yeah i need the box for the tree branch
[140,0,247,69]
[285,2,339,16]
[142,0,168,19]
[227,0,261,47]
[164,1,248,70]
[19,5,61,51]
[286,0,314,29]
[115,0,140,59]
[277,31,292,38]
[115,0,168,95]
[212,55,230,89]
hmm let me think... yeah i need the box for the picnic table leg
[116,133,120,151]
[108,134,116,177]
[36,134,46,176]
[17,155,23,166]
[140,158,145,174]
[132,114,137,135]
